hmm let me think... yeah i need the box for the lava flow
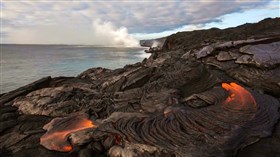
[221,82,257,111]
[40,114,96,152]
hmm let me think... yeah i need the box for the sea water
[1,44,149,93]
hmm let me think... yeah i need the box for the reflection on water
[1,44,150,93]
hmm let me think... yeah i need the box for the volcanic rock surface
[1,18,280,157]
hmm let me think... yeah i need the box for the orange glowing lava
[40,115,96,152]
[221,82,257,111]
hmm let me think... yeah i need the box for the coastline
[1,46,149,94]
[0,18,280,157]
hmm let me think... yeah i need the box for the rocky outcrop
[1,18,280,157]
[0,76,52,105]
[238,41,280,68]
[163,18,280,51]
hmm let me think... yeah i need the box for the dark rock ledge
[1,18,280,157]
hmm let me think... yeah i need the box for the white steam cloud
[92,19,139,47]
[151,41,160,48]
[3,19,139,47]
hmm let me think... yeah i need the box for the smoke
[92,19,139,47]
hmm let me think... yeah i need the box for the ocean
[1,44,149,94]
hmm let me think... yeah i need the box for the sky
[1,0,279,46]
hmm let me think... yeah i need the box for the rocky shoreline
[1,18,280,157]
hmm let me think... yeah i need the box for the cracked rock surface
[1,18,280,157]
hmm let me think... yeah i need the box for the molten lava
[221,82,257,111]
[40,114,96,152]
[115,134,122,145]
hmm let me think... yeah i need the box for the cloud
[1,0,277,44]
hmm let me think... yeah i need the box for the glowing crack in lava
[40,114,96,152]
[221,82,257,111]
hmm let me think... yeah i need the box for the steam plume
[92,19,139,47]
[4,19,139,47]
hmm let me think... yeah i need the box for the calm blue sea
[1,44,149,93]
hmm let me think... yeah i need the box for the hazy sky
[1,0,279,45]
